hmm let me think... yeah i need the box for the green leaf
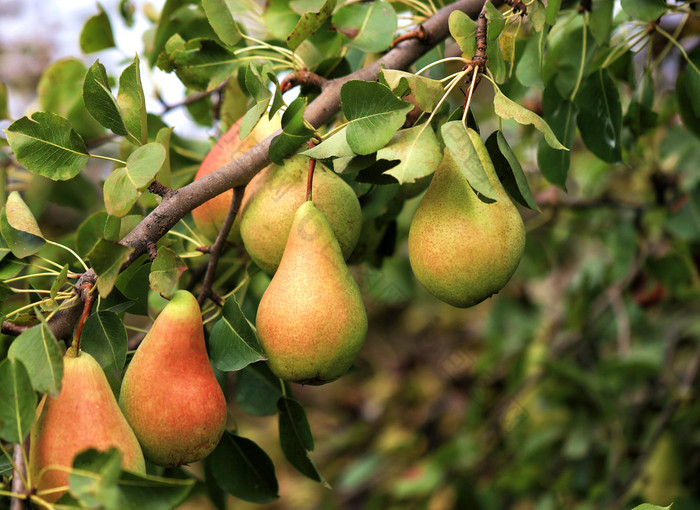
[163,36,238,92]
[202,0,242,46]
[589,0,614,45]
[210,295,264,371]
[448,10,477,59]
[79,3,116,54]
[117,55,148,145]
[332,1,397,53]
[155,127,174,187]
[0,80,8,120]
[149,246,187,298]
[88,239,134,297]
[103,167,140,217]
[5,112,89,180]
[667,186,700,240]
[50,264,70,300]
[235,362,288,417]
[287,0,336,51]
[80,311,128,396]
[545,0,562,24]
[263,0,300,40]
[83,60,129,138]
[8,322,63,396]
[210,432,279,503]
[631,505,672,510]
[302,127,355,160]
[441,122,498,200]
[77,212,110,257]
[677,70,700,138]
[574,69,622,163]
[515,28,548,89]
[376,125,442,184]
[341,80,413,155]
[378,70,445,113]
[269,97,315,164]
[486,131,539,211]
[494,89,567,150]
[620,0,667,22]
[240,64,272,139]
[537,81,577,189]
[1,193,45,258]
[0,358,36,443]
[278,396,324,482]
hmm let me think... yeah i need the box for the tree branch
[10,437,29,510]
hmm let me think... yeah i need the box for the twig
[1,322,32,336]
[146,241,159,261]
[160,80,228,114]
[280,69,330,93]
[197,186,245,307]
[148,179,175,199]
[72,283,96,352]
[10,437,29,510]
[306,140,317,202]
[391,26,429,48]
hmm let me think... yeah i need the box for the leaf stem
[89,154,127,165]
[569,12,587,101]
[655,23,700,77]
[45,241,89,271]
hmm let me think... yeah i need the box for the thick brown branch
[197,186,245,307]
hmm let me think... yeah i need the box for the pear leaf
[79,3,116,54]
[80,311,128,396]
[448,10,477,59]
[4,112,89,180]
[0,358,37,444]
[574,69,622,163]
[117,55,148,145]
[378,70,445,113]
[341,80,413,155]
[376,125,442,184]
[301,127,355,160]
[332,0,397,52]
[278,397,325,482]
[8,322,63,396]
[486,131,540,211]
[493,90,567,150]
[235,362,290,417]
[161,36,239,92]
[210,295,265,371]
[287,0,336,51]
[1,193,45,258]
[83,60,130,139]
[269,97,314,164]
[104,167,140,217]
[210,432,279,503]
[149,246,187,299]
[441,122,498,201]
[240,64,272,139]
[49,264,70,300]
[88,239,134,297]
[202,0,242,46]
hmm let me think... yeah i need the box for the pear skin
[256,201,367,384]
[119,290,227,467]
[408,130,525,308]
[191,115,280,243]
[240,156,362,274]
[29,347,145,503]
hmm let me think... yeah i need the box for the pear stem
[197,186,246,307]
[72,283,96,354]
[306,140,317,202]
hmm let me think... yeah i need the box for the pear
[191,115,280,243]
[240,156,362,274]
[256,201,368,384]
[29,346,145,503]
[408,130,525,308]
[119,290,227,467]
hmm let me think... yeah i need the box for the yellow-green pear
[408,130,525,308]
[256,201,368,384]
[29,346,145,503]
[119,290,227,467]
[240,156,362,274]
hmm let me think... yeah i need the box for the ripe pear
[408,130,525,308]
[119,290,227,467]
[240,156,362,274]
[29,346,145,503]
[191,115,280,243]
[256,201,367,384]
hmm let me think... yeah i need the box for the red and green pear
[29,347,145,503]
[119,290,227,467]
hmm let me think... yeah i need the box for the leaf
[269,97,315,164]
[50,264,70,300]
[620,0,667,22]
[441,122,498,200]
[149,246,187,298]
[378,70,445,113]
[332,1,397,53]
[155,127,173,186]
[486,131,540,211]
[88,239,134,297]
[287,0,336,51]
[376,125,442,184]
[302,127,355,160]
[667,187,700,240]
[263,0,300,40]
[240,64,272,139]
[630,505,672,510]
[80,311,128,396]
[278,397,324,482]
[537,82,577,189]
[1,193,45,258]
[8,322,63,396]
[104,167,140,217]
[493,89,567,150]
[589,0,614,45]
[117,55,148,145]
[0,80,8,120]
[341,81,413,155]
[4,112,89,180]
[545,0,562,24]
[574,69,622,163]
[163,36,238,92]
[209,295,264,371]
[515,28,548,89]
[0,358,36,444]
[677,70,700,138]
[210,432,279,503]
[448,10,477,59]
[235,362,288,416]
[202,0,242,46]
[80,3,116,53]
[83,60,129,138]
